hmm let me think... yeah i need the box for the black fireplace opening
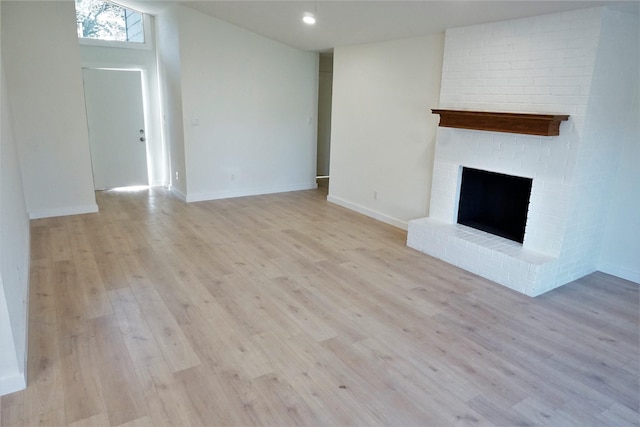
[457,167,533,243]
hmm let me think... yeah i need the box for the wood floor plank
[134,360,200,427]
[224,275,306,339]
[354,333,479,403]
[0,404,23,427]
[91,315,147,426]
[125,267,202,373]
[511,396,593,427]
[467,394,539,427]
[67,219,113,320]
[320,335,439,425]
[473,285,638,366]
[251,372,322,427]
[113,415,153,427]
[263,276,338,342]
[58,330,106,424]
[82,216,130,291]
[52,260,90,340]
[49,225,72,262]
[601,402,640,426]
[23,259,65,427]
[29,225,51,262]
[2,187,638,427]
[27,408,66,427]
[174,365,249,427]
[107,288,165,370]
[26,261,63,406]
[67,413,110,427]
[286,275,368,344]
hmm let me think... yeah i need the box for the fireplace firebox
[457,167,533,243]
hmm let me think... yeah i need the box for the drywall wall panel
[1,1,97,218]
[156,5,187,198]
[0,56,30,395]
[176,6,318,202]
[329,35,444,228]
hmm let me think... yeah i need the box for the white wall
[599,112,640,282]
[155,5,187,198]
[1,1,97,219]
[597,10,640,283]
[329,35,444,229]
[0,55,30,395]
[555,8,640,286]
[166,6,318,202]
[79,16,166,187]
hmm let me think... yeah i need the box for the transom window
[75,0,145,44]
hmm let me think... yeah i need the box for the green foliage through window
[75,0,144,43]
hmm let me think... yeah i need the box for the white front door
[83,68,148,190]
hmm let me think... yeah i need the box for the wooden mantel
[431,109,570,136]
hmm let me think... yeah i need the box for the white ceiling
[127,1,640,52]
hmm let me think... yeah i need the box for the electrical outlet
[175,171,179,180]
[230,173,235,181]
[373,191,378,200]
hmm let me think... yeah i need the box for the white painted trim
[186,182,317,203]
[327,195,408,230]
[28,204,98,220]
[597,265,640,285]
[0,372,26,396]
[79,38,151,51]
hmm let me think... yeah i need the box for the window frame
[76,0,152,50]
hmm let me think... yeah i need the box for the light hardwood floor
[1,186,638,426]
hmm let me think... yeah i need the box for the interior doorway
[316,53,333,193]
[82,68,149,190]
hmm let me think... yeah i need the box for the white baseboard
[326,195,408,230]
[598,264,640,284]
[185,182,317,203]
[0,372,26,396]
[29,204,98,220]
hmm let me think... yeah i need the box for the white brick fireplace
[407,7,639,296]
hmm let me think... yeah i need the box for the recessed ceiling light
[303,13,316,25]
